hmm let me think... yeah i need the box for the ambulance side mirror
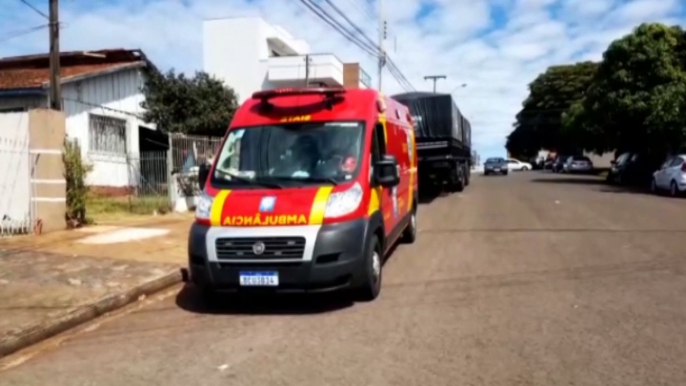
[198,164,210,190]
[375,155,400,187]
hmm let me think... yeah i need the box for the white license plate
[239,271,279,286]
[494,168,501,171]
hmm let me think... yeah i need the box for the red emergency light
[252,87,346,111]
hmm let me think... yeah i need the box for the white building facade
[203,16,370,103]
[0,50,155,192]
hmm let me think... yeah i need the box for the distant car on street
[507,158,532,171]
[650,155,686,197]
[562,155,594,174]
[484,157,509,175]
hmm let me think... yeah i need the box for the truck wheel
[450,166,465,192]
[355,236,383,301]
[401,206,417,244]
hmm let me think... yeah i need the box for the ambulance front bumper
[188,219,369,293]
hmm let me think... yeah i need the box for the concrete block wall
[343,63,361,89]
[28,109,66,234]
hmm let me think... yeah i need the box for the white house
[203,16,371,103]
[0,49,160,194]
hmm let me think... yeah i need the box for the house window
[89,114,127,155]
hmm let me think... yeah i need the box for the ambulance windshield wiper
[299,176,339,186]
[270,176,339,186]
[214,169,283,189]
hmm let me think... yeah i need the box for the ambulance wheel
[355,235,382,301]
[401,206,417,244]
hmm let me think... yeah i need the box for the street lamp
[450,83,468,94]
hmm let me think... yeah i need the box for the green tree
[140,68,239,136]
[506,61,598,158]
[564,23,686,156]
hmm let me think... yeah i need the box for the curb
[0,268,184,358]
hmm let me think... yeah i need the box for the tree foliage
[140,68,239,137]
[506,61,598,159]
[563,23,686,156]
[64,139,93,227]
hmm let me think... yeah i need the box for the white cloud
[1,0,684,157]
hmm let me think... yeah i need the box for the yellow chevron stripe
[309,186,334,224]
[378,115,388,144]
[210,190,231,226]
[368,186,381,216]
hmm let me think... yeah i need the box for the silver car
[651,155,686,197]
[563,155,594,174]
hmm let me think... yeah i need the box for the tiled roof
[0,49,149,90]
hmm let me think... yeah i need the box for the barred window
[89,114,127,155]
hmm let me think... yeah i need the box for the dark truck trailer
[392,92,472,192]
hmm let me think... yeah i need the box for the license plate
[239,271,279,286]
[494,168,500,171]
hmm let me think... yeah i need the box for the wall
[204,17,310,103]
[61,67,149,188]
[0,112,31,233]
[0,94,47,111]
[343,63,361,88]
[28,109,66,233]
[267,54,344,87]
[584,151,615,169]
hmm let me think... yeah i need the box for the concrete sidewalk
[0,214,192,357]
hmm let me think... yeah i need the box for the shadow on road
[530,177,607,185]
[418,190,440,204]
[175,284,354,316]
[418,186,454,205]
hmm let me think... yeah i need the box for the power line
[0,24,49,43]
[300,0,415,92]
[324,0,378,53]
[18,0,49,19]
[299,0,380,58]
[341,0,376,26]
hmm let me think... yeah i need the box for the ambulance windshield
[211,121,364,187]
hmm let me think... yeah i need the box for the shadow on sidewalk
[175,284,354,316]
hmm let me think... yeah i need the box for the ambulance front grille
[215,236,306,260]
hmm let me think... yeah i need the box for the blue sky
[1,0,685,159]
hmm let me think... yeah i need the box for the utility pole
[377,0,385,91]
[49,0,61,110]
[424,75,446,93]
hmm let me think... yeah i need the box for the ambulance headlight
[324,182,363,218]
[195,192,214,220]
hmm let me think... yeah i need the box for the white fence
[0,112,32,236]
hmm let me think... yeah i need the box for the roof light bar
[252,87,346,111]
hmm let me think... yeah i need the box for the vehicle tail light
[681,162,686,173]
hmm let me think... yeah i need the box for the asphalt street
[2,171,686,386]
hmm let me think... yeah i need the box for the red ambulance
[189,87,418,300]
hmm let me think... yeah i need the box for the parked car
[484,157,509,175]
[507,158,532,171]
[543,157,555,170]
[562,155,594,174]
[650,155,686,197]
[607,152,663,187]
[551,155,569,173]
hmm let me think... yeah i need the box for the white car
[507,158,532,171]
[651,155,686,197]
